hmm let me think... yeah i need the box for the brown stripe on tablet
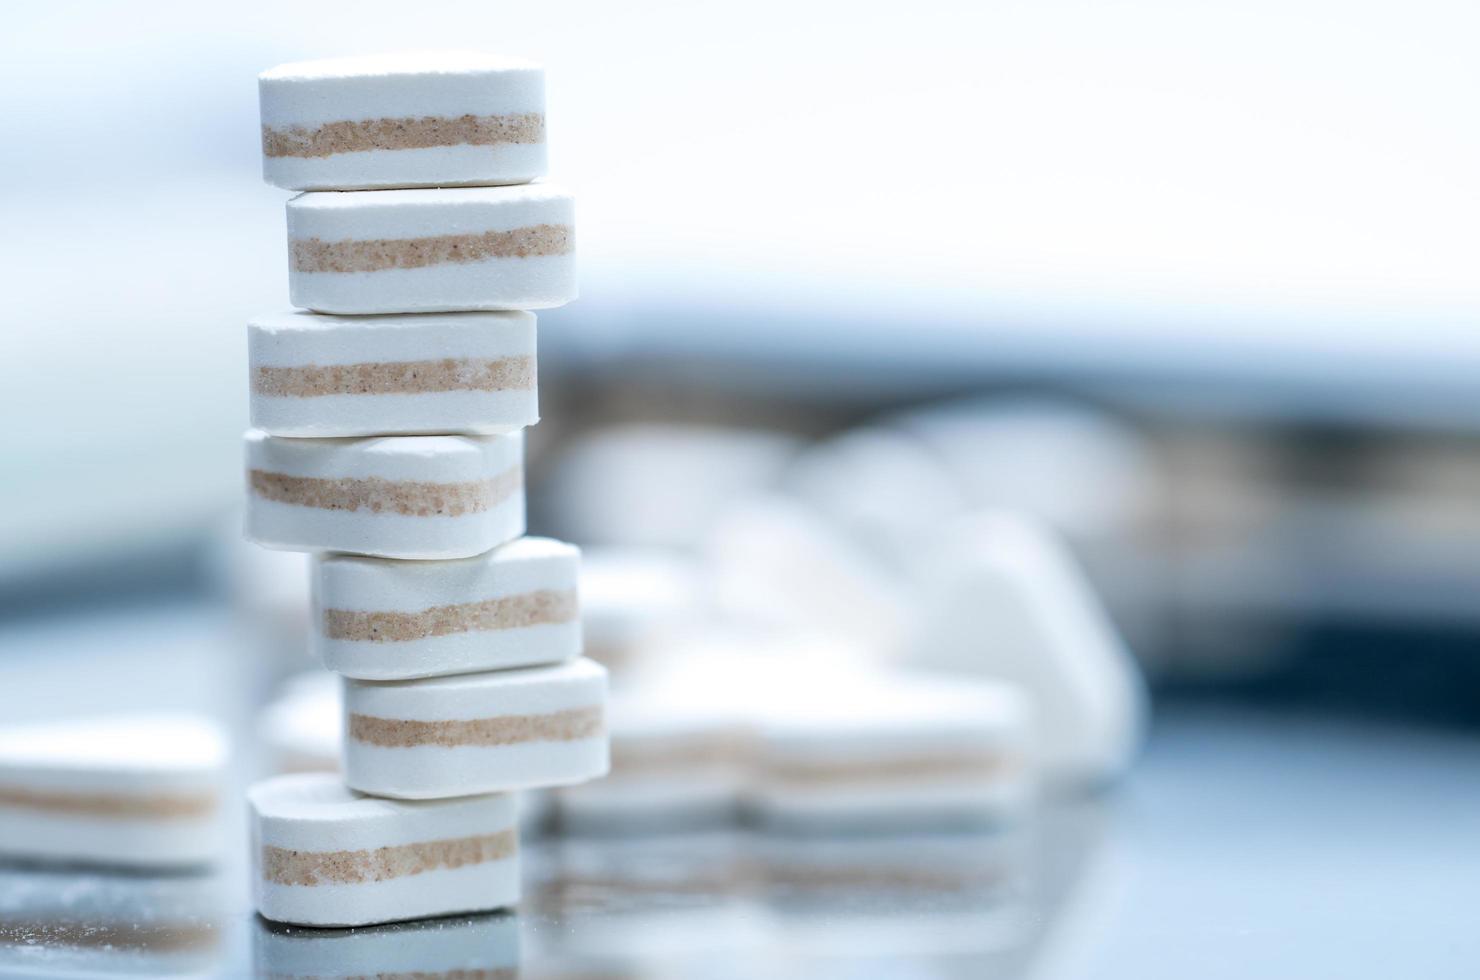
[534,870,742,905]
[611,733,746,774]
[248,467,521,517]
[349,705,603,748]
[765,752,1018,786]
[261,828,516,886]
[291,223,571,274]
[325,588,577,643]
[263,112,545,158]
[254,355,534,398]
[764,864,1009,893]
[0,785,217,819]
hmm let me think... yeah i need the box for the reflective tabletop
[3,702,1478,979]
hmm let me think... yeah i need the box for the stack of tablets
[243,50,609,927]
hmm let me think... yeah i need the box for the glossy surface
[1,709,1477,976]
[2,604,1479,977]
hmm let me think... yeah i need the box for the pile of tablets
[245,50,608,928]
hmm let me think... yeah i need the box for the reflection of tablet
[254,909,519,979]
[0,865,225,977]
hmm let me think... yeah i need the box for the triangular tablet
[912,513,1147,789]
